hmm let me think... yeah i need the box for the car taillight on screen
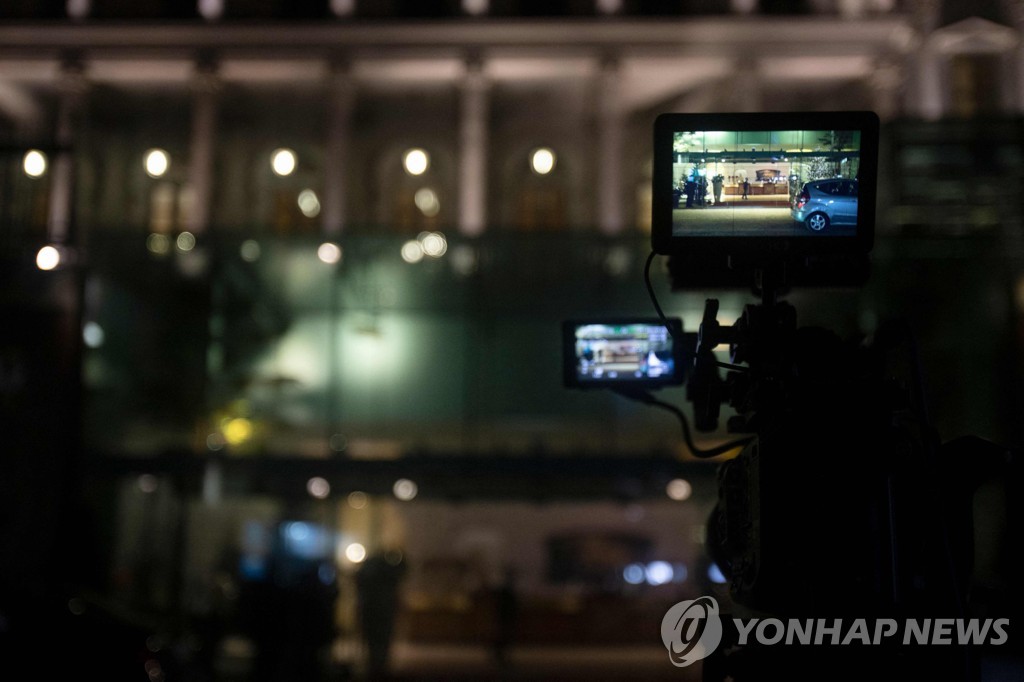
[795,191,808,209]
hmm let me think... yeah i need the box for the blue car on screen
[792,178,858,232]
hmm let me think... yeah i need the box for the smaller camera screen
[669,129,863,237]
[566,320,682,387]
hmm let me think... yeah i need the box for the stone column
[728,57,762,112]
[185,56,220,235]
[908,0,944,120]
[869,56,903,122]
[47,55,88,245]
[1009,0,1024,113]
[322,59,355,236]
[597,56,624,235]
[458,58,489,237]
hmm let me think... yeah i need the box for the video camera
[564,111,1017,680]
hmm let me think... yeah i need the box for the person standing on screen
[742,178,750,200]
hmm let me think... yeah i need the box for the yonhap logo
[660,596,724,666]
[660,596,1010,668]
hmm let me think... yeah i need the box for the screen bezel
[562,317,685,390]
[651,111,879,259]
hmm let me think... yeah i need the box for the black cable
[645,251,748,374]
[644,250,675,339]
[614,388,753,459]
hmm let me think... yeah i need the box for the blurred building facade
[1,0,1023,678]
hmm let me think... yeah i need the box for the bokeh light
[271,148,297,176]
[414,188,440,217]
[144,149,169,178]
[531,147,555,175]
[666,478,692,501]
[82,322,105,349]
[401,240,424,264]
[240,239,261,262]
[645,561,674,586]
[623,563,645,585]
[298,189,321,218]
[23,150,47,177]
[403,148,429,176]
[222,417,253,445]
[317,242,342,264]
[176,231,196,252]
[420,231,447,257]
[393,478,418,501]
[307,477,330,499]
[345,542,367,563]
[36,246,60,271]
[147,233,171,255]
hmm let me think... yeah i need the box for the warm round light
[147,233,171,255]
[666,478,692,502]
[144,149,169,178]
[176,231,196,252]
[330,0,355,16]
[307,477,330,499]
[403,148,429,176]
[222,417,253,445]
[240,239,261,262]
[36,246,60,271]
[462,0,489,14]
[420,231,447,258]
[393,478,418,501]
[271,148,297,176]
[414,188,440,217]
[298,189,321,218]
[66,0,91,21]
[531,147,555,175]
[345,542,367,563]
[317,242,342,265]
[401,240,424,264]
[198,0,224,21]
[23,150,47,177]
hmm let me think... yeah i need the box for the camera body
[564,110,1015,679]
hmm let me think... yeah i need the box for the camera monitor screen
[652,112,878,258]
[563,318,684,389]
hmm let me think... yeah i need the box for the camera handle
[688,265,797,434]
